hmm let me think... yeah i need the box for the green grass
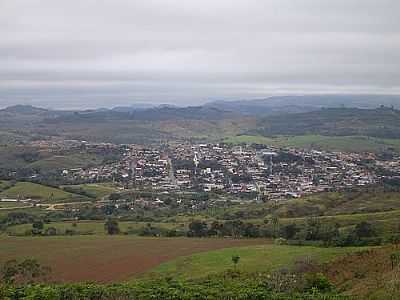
[0,182,88,203]
[61,183,118,199]
[0,180,12,191]
[224,134,400,153]
[27,153,104,171]
[151,244,361,279]
[0,201,31,209]
[279,209,400,236]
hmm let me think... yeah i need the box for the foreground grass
[151,244,361,280]
[0,280,350,300]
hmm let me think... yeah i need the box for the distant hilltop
[2,94,400,116]
[205,94,400,116]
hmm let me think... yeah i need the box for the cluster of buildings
[62,142,385,202]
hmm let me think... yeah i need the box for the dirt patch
[0,236,269,283]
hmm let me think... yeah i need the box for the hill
[224,135,400,153]
[0,182,88,203]
[251,107,400,139]
[1,103,400,146]
[0,105,48,115]
[207,94,400,116]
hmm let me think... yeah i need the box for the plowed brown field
[0,236,269,283]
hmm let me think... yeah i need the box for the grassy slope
[61,183,118,199]
[0,144,107,172]
[151,244,361,279]
[185,191,400,238]
[27,153,104,171]
[0,180,12,191]
[323,245,400,299]
[224,134,400,153]
[0,182,88,202]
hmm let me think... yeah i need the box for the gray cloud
[0,0,399,108]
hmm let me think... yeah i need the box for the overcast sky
[0,0,399,109]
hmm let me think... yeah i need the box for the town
[57,140,395,202]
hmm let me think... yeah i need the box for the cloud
[0,0,399,108]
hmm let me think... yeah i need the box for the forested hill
[206,94,400,116]
[251,107,400,139]
[1,104,400,144]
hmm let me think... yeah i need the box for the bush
[304,273,333,292]
[274,238,288,245]
[45,227,57,236]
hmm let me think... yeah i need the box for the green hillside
[152,244,360,280]
[224,135,400,153]
[61,183,118,199]
[253,107,400,139]
[0,182,88,202]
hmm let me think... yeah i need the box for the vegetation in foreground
[0,236,268,282]
[0,279,347,300]
[151,244,360,280]
[0,256,348,300]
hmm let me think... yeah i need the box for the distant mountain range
[252,106,400,139]
[0,94,399,144]
[205,94,400,115]
[3,94,399,117]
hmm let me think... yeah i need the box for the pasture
[61,183,118,199]
[152,244,361,279]
[0,182,88,203]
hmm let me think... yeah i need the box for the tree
[0,260,18,284]
[281,223,299,240]
[45,227,57,236]
[0,259,51,284]
[354,221,375,238]
[187,220,208,237]
[271,214,280,238]
[32,220,44,235]
[104,219,120,235]
[32,220,44,230]
[109,193,121,201]
[231,255,240,270]
[304,217,321,240]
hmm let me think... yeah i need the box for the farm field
[0,236,270,283]
[224,134,400,153]
[61,183,119,199]
[26,153,104,172]
[0,182,88,203]
[152,244,361,280]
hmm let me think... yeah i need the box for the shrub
[274,237,288,245]
[304,273,333,292]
